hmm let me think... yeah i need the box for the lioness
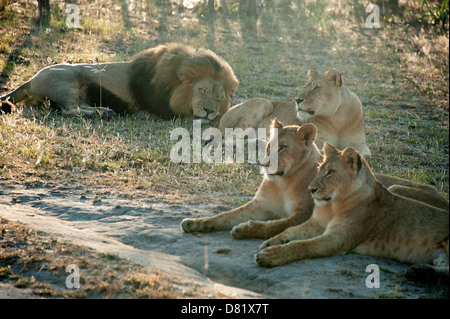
[217,68,371,161]
[181,120,447,240]
[256,142,449,283]
[0,43,239,122]
[182,120,321,239]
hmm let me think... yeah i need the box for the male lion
[181,120,447,242]
[217,68,371,161]
[0,43,239,121]
[256,142,449,284]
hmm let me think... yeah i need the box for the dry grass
[0,0,448,298]
[0,217,193,298]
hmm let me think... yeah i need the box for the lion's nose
[204,106,216,114]
[295,98,304,105]
[308,186,317,194]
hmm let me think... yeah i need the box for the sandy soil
[0,181,447,299]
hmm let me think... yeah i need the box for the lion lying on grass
[0,43,239,122]
[217,68,371,161]
[256,142,449,284]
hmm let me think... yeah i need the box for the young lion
[181,120,447,241]
[181,120,321,239]
[256,142,449,283]
[217,68,371,161]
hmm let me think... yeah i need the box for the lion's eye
[200,88,207,95]
[325,169,334,177]
[278,145,287,153]
[312,86,320,92]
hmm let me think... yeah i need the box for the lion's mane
[128,43,239,119]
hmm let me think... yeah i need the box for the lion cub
[256,142,449,283]
[181,120,321,239]
[217,68,371,161]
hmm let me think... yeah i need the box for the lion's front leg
[231,208,311,240]
[231,220,284,240]
[181,199,275,233]
[256,232,348,268]
[258,218,323,250]
[256,241,301,267]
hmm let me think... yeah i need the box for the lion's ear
[325,68,342,88]
[271,118,284,129]
[323,142,339,156]
[307,69,318,79]
[342,147,362,174]
[297,123,317,147]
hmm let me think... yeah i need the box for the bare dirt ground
[1,180,447,298]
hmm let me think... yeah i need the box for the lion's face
[294,69,343,121]
[261,120,318,181]
[308,142,363,206]
[191,78,228,120]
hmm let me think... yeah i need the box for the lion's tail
[0,81,32,104]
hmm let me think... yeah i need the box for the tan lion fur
[256,142,449,284]
[181,120,321,239]
[217,68,371,161]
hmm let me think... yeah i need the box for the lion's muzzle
[295,100,315,116]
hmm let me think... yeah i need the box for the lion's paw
[258,240,272,251]
[180,218,214,233]
[231,220,254,239]
[258,236,290,251]
[255,246,288,268]
[180,218,200,233]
